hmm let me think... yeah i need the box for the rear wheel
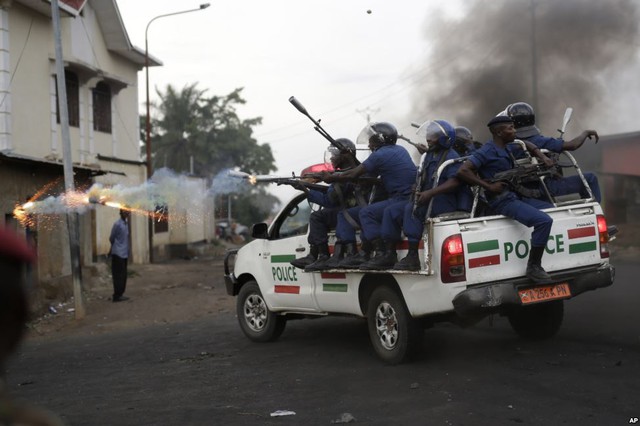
[237,281,286,342]
[507,300,564,340]
[367,287,421,365]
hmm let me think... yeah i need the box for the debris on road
[270,410,296,417]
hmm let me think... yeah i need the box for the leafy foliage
[142,84,279,223]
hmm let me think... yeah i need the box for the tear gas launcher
[228,170,329,192]
[288,96,360,165]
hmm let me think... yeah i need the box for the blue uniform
[468,141,553,248]
[306,183,360,246]
[526,134,602,203]
[336,145,417,243]
[383,149,472,243]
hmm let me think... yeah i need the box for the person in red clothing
[0,226,65,425]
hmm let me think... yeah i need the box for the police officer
[505,102,602,202]
[364,120,471,271]
[319,122,417,269]
[452,126,481,156]
[457,115,556,284]
[290,138,362,271]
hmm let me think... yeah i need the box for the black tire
[366,286,421,365]
[507,300,564,340]
[236,281,286,343]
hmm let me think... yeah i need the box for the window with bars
[93,81,112,133]
[55,70,79,127]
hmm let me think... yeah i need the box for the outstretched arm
[563,130,599,151]
[321,164,366,183]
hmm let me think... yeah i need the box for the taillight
[596,215,610,259]
[441,234,466,283]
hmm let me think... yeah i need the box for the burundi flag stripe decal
[321,272,347,279]
[569,241,597,254]
[467,240,499,253]
[469,254,501,268]
[274,285,300,294]
[567,226,597,254]
[568,227,596,239]
[321,272,348,293]
[271,254,296,263]
[323,283,348,292]
[466,239,501,269]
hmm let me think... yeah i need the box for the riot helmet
[356,122,398,150]
[454,126,473,144]
[453,126,474,155]
[325,138,356,169]
[416,119,456,151]
[506,102,540,138]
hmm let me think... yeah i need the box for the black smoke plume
[411,0,640,140]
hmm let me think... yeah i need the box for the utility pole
[356,106,380,123]
[51,0,85,319]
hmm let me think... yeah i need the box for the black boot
[304,243,336,272]
[290,244,320,269]
[322,242,347,269]
[526,246,552,284]
[359,240,397,271]
[339,240,372,268]
[393,242,421,271]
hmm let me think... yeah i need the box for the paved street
[5,261,639,425]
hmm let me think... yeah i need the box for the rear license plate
[518,282,571,305]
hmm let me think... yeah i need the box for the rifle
[288,96,360,165]
[490,163,555,198]
[228,170,329,192]
[305,170,382,187]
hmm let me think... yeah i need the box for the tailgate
[458,204,605,285]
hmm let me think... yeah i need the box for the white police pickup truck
[224,151,615,364]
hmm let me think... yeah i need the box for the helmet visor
[416,120,446,143]
[356,124,377,146]
[324,146,340,166]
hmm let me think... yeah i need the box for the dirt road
[26,250,236,340]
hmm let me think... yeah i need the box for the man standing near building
[109,209,130,302]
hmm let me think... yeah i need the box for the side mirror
[251,223,269,239]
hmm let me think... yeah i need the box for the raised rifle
[288,96,360,165]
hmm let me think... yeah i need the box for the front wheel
[507,300,564,340]
[237,281,286,342]
[367,287,421,365]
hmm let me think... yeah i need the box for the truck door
[260,194,319,312]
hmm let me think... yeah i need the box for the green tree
[144,84,279,225]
